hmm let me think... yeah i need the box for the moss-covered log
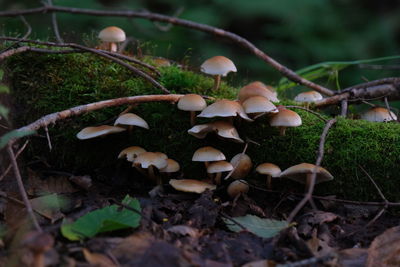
[3,52,400,201]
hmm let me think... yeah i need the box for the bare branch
[284,105,328,122]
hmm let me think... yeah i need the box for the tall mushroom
[98,26,126,52]
[207,160,233,185]
[256,163,281,189]
[192,146,226,169]
[200,56,237,90]
[177,94,207,125]
[269,106,302,136]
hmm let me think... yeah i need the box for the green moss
[4,52,400,201]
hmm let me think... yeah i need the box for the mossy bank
[4,52,400,201]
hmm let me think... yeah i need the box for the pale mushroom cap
[242,96,278,114]
[160,159,180,173]
[177,94,207,112]
[207,161,234,173]
[256,163,281,177]
[133,152,168,169]
[192,146,226,162]
[169,179,216,194]
[361,107,397,122]
[270,108,302,127]
[154,152,168,160]
[188,121,244,143]
[227,180,249,198]
[280,163,333,184]
[197,99,252,121]
[76,125,126,140]
[114,113,149,129]
[230,153,253,179]
[188,124,212,139]
[98,26,126,42]
[238,82,279,103]
[294,91,323,103]
[118,146,146,162]
[200,56,237,76]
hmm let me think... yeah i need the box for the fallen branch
[284,105,328,123]
[0,140,29,181]
[0,4,334,96]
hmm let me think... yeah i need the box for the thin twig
[287,118,337,222]
[284,105,328,122]
[7,143,42,232]
[44,125,52,151]
[19,15,32,39]
[0,140,29,181]
[0,5,334,96]
[384,97,398,122]
[46,0,63,43]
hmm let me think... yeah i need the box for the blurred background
[1,0,400,94]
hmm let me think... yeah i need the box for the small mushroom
[242,96,278,118]
[197,99,252,122]
[238,81,279,103]
[230,153,253,179]
[98,26,126,52]
[269,106,302,136]
[227,180,249,198]
[256,163,281,189]
[192,146,226,169]
[133,152,168,185]
[76,125,125,140]
[201,56,237,90]
[169,179,216,194]
[280,163,333,191]
[188,121,244,143]
[114,113,149,133]
[361,107,397,122]
[22,231,54,267]
[294,91,323,108]
[207,160,233,185]
[118,146,146,162]
[177,94,207,125]
[160,158,181,176]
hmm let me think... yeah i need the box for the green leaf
[223,215,289,239]
[0,104,9,120]
[0,130,35,150]
[61,195,141,241]
[0,85,9,93]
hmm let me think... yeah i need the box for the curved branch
[0,5,334,96]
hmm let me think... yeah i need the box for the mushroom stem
[305,173,313,191]
[134,164,147,176]
[148,165,159,184]
[279,126,287,136]
[214,172,222,185]
[190,111,196,126]
[33,253,44,267]
[267,175,272,189]
[110,42,118,52]
[213,75,221,90]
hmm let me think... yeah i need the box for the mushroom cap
[169,179,216,193]
[160,159,180,173]
[133,152,168,169]
[256,163,281,177]
[200,56,237,76]
[177,94,207,112]
[230,153,253,179]
[114,113,149,129]
[188,121,244,143]
[76,125,126,140]
[192,146,226,162]
[98,26,126,42]
[118,146,146,162]
[270,108,302,127]
[197,99,252,121]
[280,163,333,184]
[361,107,397,122]
[207,161,234,174]
[153,57,171,67]
[294,91,323,103]
[227,180,249,198]
[242,96,278,114]
[154,152,168,160]
[238,82,279,103]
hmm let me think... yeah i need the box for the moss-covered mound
[4,52,400,201]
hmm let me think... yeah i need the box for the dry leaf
[337,248,367,267]
[167,225,199,237]
[242,259,276,267]
[27,169,78,195]
[367,225,400,267]
[83,248,117,267]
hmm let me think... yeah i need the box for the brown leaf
[167,225,199,237]
[242,259,277,267]
[69,175,92,190]
[83,248,117,267]
[27,169,78,195]
[337,248,367,267]
[367,225,400,267]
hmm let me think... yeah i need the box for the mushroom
[76,125,126,140]
[133,152,168,185]
[98,26,126,52]
[188,121,244,143]
[238,81,279,103]
[361,107,397,122]
[153,57,171,67]
[280,163,333,191]
[177,94,207,125]
[160,158,181,177]
[207,160,233,185]
[169,179,216,194]
[230,153,253,179]
[22,231,54,267]
[269,106,302,136]
[256,163,281,189]
[114,113,149,133]
[227,180,249,198]
[200,56,237,90]
[197,99,252,122]
[192,146,226,169]
[242,96,278,118]
[294,91,323,108]
[118,146,146,162]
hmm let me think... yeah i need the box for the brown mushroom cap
[242,96,278,114]
[280,163,333,184]
[76,125,126,140]
[133,152,168,169]
[98,26,126,42]
[227,180,249,198]
[238,82,279,103]
[256,163,281,177]
[197,99,252,121]
[294,91,323,103]
[200,56,237,76]
[230,153,253,179]
[361,107,397,122]
[188,121,244,143]
[207,161,233,174]
[177,94,207,112]
[169,179,216,193]
[160,159,180,173]
[270,108,302,127]
[114,113,149,129]
[118,146,146,162]
[192,146,226,162]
